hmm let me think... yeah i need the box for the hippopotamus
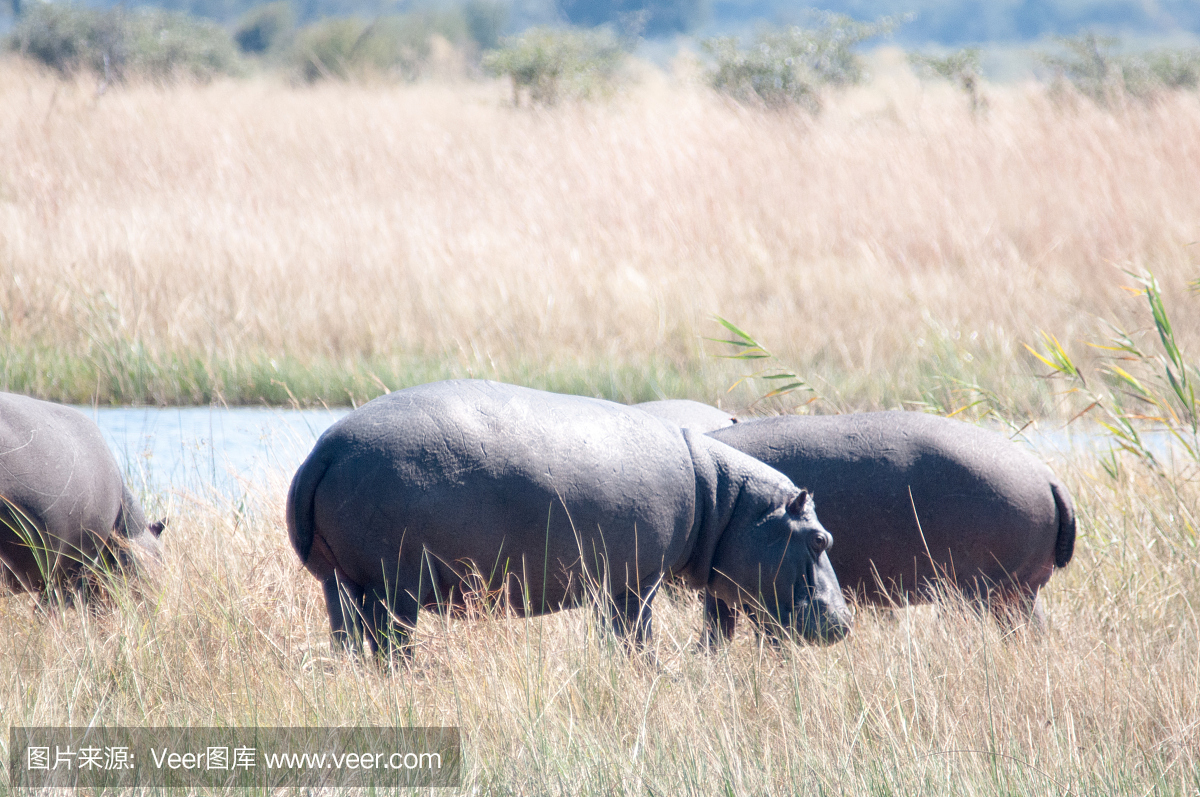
[286,380,850,657]
[706,411,1075,636]
[1,392,165,600]
[634,400,737,432]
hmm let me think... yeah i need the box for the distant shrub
[1040,32,1200,105]
[701,13,900,112]
[10,2,241,82]
[234,1,294,55]
[909,48,987,115]
[291,16,362,80]
[1039,32,1125,104]
[482,26,624,106]
[291,10,470,82]
[1122,46,1200,96]
[9,2,115,76]
[463,0,508,52]
[125,9,241,79]
[1142,48,1200,89]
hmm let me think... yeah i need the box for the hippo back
[634,400,737,433]
[710,412,1073,605]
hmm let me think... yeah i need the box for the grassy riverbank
[1,447,1197,795]
[3,59,1199,413]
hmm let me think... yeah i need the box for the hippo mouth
[792,597,852,644]
[748,591,853,645]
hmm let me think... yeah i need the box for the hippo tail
[286,448,332,566]
[1051,477,1076,569]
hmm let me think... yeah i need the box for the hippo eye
[809,530,831,555]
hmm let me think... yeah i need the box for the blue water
[75,406,1186,499]
[78,406,351,497]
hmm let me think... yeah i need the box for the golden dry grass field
[1,454,1197,795]
[1,55,1199,795]
[2,55,1198,410]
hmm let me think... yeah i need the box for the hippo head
[710,489,852,644]
[111,491,167,583]
[124,519,166,565]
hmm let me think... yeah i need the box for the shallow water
[77,405,1182,499]
[79,405,351,498]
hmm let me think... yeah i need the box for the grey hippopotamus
[634,400,737,432]
[706,411,1075,636]
[1,392,165,599]
[286,380,850,657]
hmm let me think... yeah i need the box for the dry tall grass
[2,58,1198,409]
[1,450,1196,795]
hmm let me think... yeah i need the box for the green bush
[126,9,242,79]
[9,2,115,76]
[701,13,899,111]
[481,26,624,106]
[290,10,470,82]
[234,1,294,55]
[1040,32,1200,105]
[1121,46,1200,96]
[1142,48,1200,89]
[291,16,362,80]
[9,2,241,82]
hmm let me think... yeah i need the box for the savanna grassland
[2,56,1198,411]
[1,53,1199,795]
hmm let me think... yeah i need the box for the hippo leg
[1029,595,1047,628]
[363,583,420,660]
[0,548,38,594]
[987,586,1044,632]
[744,604,785,648]
[0,563,21,593]
[704,598,788,648]
[322,576,367,653]
[0,511,53,594]
[608,584,658,647]
[702,593,737,648]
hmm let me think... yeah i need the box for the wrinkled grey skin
[0,393,165,599]
[706,412,1075,638]
[634,400,737,433]
[287,380,850,658]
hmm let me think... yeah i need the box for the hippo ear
[786,489,809,516]
[149,519,167,538]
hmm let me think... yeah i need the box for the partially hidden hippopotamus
[1,392,165,599]
[707,411,1075,635]
[634,399,737,432]
[287,380,851,657]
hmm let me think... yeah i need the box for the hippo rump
[707,412,1075,632]
[0,392,164,599]
[634,400,737,432]
[286,380,850,657]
